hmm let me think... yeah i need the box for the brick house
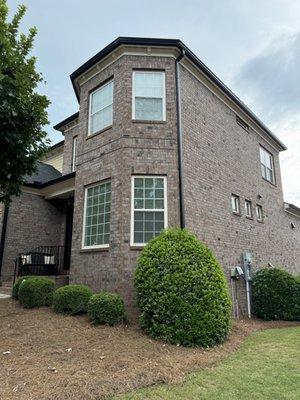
[0,37,299,316]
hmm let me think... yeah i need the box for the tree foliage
[0,0,50,204]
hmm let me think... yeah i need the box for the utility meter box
[243,251,252,281]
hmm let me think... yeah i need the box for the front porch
[0,171,75,285]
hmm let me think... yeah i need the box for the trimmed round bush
[88,292,125,326]
[12,276,34,299]
[52,284,92,315]
[18,277,55,308]
[252,267,300,321]
[134,228,232,347]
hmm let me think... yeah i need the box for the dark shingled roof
[24,162,62,185]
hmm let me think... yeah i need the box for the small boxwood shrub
[12,276,34,299]
[52,284,92,315]
[88,292,125,326]
[252,267,300,321]
[18,277,55,308]
[134,228,232,347]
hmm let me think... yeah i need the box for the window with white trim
[89,80,113,135]
[256,204,263,221]
[131,176,167,245]
[231,194,240,214]
[260,146,275,184]
[71,136,77,172]
[245,199,253,218]
[82,181,111,248]
[132,71,165,121]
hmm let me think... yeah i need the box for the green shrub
[134,228,232,347]
[18,277,54,308]
[88,292,125,326]
[12,276,34,299]
[52,284,92,315]
[252,267,300,321]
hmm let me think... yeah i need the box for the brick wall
[179,64,300,315]
[1,192,65,281]
[69,55,180,315]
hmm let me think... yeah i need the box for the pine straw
[0,298,298,400]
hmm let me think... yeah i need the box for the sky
[8,0,300,205]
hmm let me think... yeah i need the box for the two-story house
[0,37,299,317]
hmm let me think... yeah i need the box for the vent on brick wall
[236,115,249,131]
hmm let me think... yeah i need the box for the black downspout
[0,205,9,281]
[175,50,185,229]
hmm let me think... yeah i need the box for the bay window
[131,176,167,245]
[132,71,165,121]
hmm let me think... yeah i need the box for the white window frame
[71,136,77,172]
[245,199,253,218]
[260,146,275,184]
[256,204,263,222]
[88,79,114,136]
[231,194,240,214]
[82,180,111,250]
[130,175,168,247]
[132,71,166,121]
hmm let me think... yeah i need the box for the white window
[89,80,113,135]
[131,176,167,246]
[132,71,165,121]
[245,200,253,218]
[231,194,240,214]
[256,204,263,221]
[71,136,77,172]
[82,181,111,248]
[260,146,275,184]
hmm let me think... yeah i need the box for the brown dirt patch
[0,298,298,399]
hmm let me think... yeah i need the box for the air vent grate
[236,115,249,131]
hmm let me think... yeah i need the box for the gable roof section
[56,37,286,151]
[24,161,62,185]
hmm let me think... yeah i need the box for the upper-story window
[260,146,275,184]
[245,199,253,218]
[132,71,166,121]
[71,136,77,172]
[89,79,114,135]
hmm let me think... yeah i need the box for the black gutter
[69,36,286,151]
[23,171,76,189]
[0,206,9,279]
[50,139,65,150]
[175,50,186,229]
[53,112,79,131]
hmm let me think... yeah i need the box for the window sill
[132,119,166,125]
[246,216,254,220]
[257,219,264,224]
[130,245,146,251]
[86,125,112,140]
[262,177,277,187]
[80,247,109,253]
[232,212,241,217]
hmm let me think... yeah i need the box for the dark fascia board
[50,139,64,150]
[23,172,76,189]
[53,112,79,132]
[286,203,300,215]
[69,36,286,151]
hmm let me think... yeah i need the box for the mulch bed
[0,298,298,399]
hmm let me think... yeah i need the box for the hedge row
[252,267,300,321]
[12,277,125,326]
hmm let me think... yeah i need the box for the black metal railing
[13,246,66,283]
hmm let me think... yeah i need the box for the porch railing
[13,246,66,283]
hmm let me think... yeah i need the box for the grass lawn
[120,327,300,400]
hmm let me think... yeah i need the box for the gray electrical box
[243,251,252,281]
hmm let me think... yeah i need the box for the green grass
[120,327,300,400]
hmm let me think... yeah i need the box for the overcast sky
[8,0,300,205]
